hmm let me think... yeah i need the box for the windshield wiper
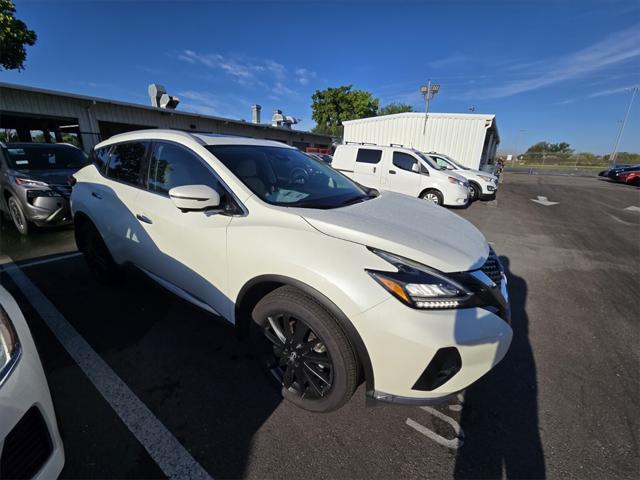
[339,195,373,206]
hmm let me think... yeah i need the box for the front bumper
[353,286,512,404]
[1,292,64,479]
[25,194,72,226]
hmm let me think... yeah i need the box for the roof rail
[390,143,404,148]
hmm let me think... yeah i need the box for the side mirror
[168,185,221,211]
[411,163,420,173]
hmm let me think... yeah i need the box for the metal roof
[0,81,329,138]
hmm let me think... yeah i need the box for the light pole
[609,85,639,167]
[516,129,527,160]
[421,80,440,134]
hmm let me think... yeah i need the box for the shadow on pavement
[454,256,546,479]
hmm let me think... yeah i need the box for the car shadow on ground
[454,256,546,479]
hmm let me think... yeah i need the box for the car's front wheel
[469,183,481,201]
[7,196,30,235]
[252,286,358,413]
[420,189,443,205]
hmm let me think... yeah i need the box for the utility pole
[420,81,440,134]
[609,85,638,167]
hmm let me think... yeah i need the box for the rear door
[353,148,383,188]
[386,151,422,197]
[92,141,150,264]
[134,141,233,319]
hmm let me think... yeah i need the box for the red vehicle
[615,170,640,186]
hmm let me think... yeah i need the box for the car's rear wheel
[469,183,481,201]
[252,286,358,413]
[420,189,443,206]
[76,220,121,283]
[7,196,30,235]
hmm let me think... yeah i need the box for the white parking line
[1,263,213,480]
[406,406,464,450]
[0,252,82,271]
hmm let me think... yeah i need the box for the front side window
[107,142,148,187]
[355,148,382,164]
[207,145,371,209]
[392,152,418,172]
[4,145,89,171]
[148,142,221,195]
[432,156,454,170]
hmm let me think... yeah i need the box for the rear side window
[107,142,149,187]
[148,142,220,195]
[355,148,382,164]
[393,152,418,172]
[92,147,110,174]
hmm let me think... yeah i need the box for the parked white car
[1,284,64,478]
[331,144,469,206]
[427,153,499,201]
[71,130,512,413]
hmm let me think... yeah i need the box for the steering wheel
[289,167,310,185]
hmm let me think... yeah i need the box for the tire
[7,196,30,235]
[469,183,481,201]
[420,189,443,206]
[76,219,121,284]
[251,285,358,413]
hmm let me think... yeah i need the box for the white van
[332,144,469,206]
[426,152,499,201]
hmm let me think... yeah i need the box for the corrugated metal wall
[342,113,497,169]
[0,84,331,152]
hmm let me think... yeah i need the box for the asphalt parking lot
[1,173,639,479]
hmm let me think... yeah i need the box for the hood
[294,192,489,273]
[458,169,497,181]
[9,169,77,185]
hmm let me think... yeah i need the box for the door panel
[133,141,232,318]
[353,148,383,188]
[386,151,421,197]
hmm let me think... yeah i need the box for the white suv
[71,130,512,413]
[331,144,469,206]
[427,153,499,201]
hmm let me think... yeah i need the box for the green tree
[0,0,37,71]
[378,102,413,116]
[311,85,379,137]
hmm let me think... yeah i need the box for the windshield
[4,145,89,171]
[207,145,372,209]
[441,154,470,170]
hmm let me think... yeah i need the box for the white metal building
[342,112,500,170]
[0,82,331,153]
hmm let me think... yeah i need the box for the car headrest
[235,159,258,177]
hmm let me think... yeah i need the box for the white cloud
[465,25,640,99]
[429,53,467,69]
[588,85,638,98]
[295,68,317,85]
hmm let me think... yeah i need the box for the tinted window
[107,142,148,186]
[4,145,89,171]
[392,152,418,172]
[148,142,220,195]
[432,156,453,170]
[355,148,382,164]
[92,147,110,174]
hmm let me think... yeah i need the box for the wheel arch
[419,187,442,199]
[235,274,375,392]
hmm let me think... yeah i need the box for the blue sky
[1,0,639,153]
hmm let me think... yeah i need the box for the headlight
[367,249,473,309]
[447,176,465,187]
[15,177,49,187]
[26,189,62,199]
[478,175,494,182]
[0,306,21,386]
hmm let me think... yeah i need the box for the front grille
[0,406,53,479]
[481,249,503,284]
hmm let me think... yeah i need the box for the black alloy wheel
[262,313,334,399]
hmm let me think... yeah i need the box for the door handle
[373,167,377,173]
[91,192,103,199]
[136,214,153,224]
[389,170,396,174]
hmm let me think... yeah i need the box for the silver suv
[0,142,89,235]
